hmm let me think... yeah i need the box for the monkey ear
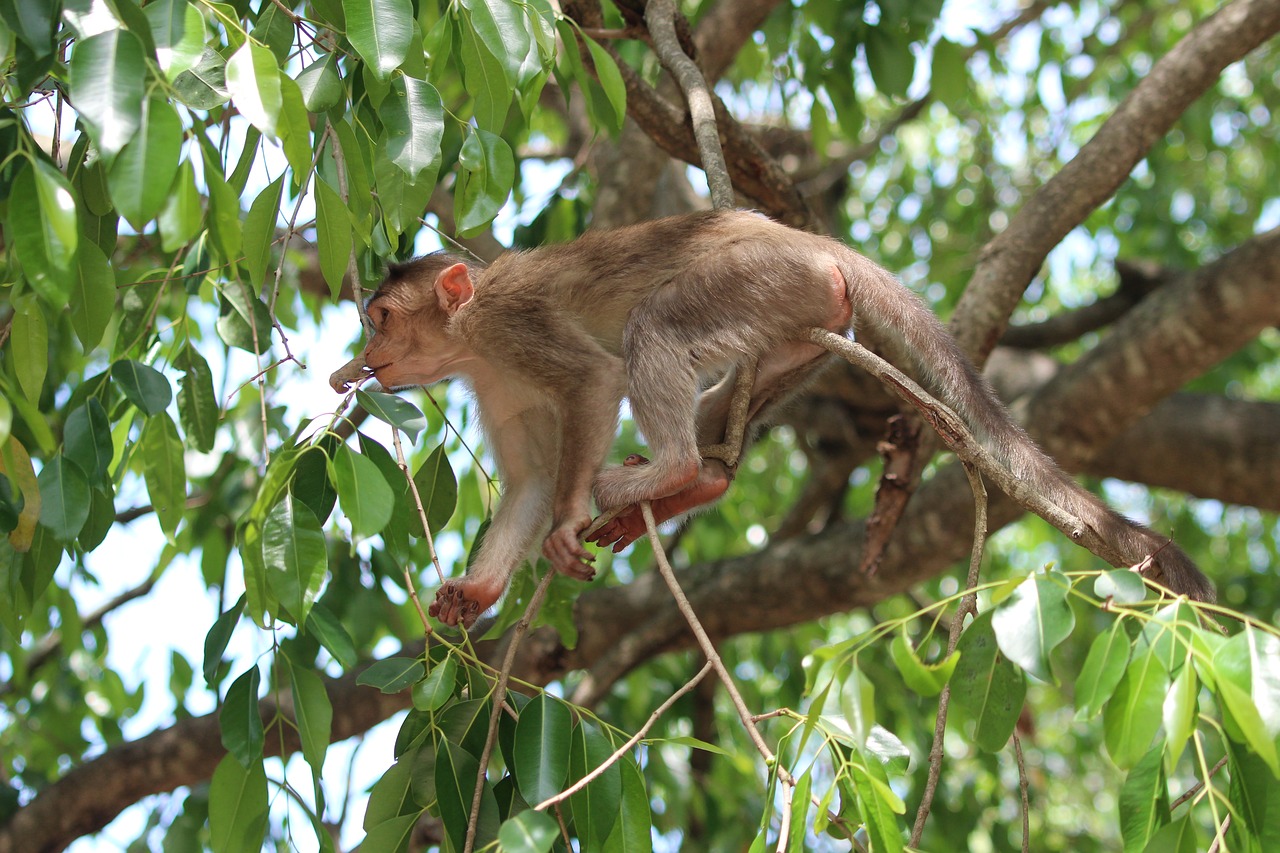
[435,263,475,315]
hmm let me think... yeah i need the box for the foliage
[0,0,1277,851]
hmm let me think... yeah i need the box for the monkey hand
[543,521,597,581]
[429,577,504,628]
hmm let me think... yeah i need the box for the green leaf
[70,28,147,157]
[498,809,558,852]
[459,19,510,132]
[306,603,357,670]
[461,0,530,83]
[289,662,333,773]
[1141,816,1197,853]
[1162,664,1197,768]
[345,0,413,80]
[409,444,457,538]
[143,0,207,80]
[290,445,338,524]
[112,359,173,416]
[1095,569,1149,604]
[36,455,90,541]
[890,627,959,696]
[356,390,427,441]
[209,753,268,853]
[11,295,47,403]
[991,570,1075,683]
[221,666,264,766]
[412,654,457,711]
[226,41,282,137]
[204,595,245,685]
[930,38,968,113]
[1075,618,1132,720]
[361,815,419,851]
[296,54,343,112]
[455,128,514,236]
[583,35,626,133]
[64,399,113,485]
[602,757,652,852]
[263,495,327,625]
[329,443,394,539]
[864,25,913,99]
[70,240,116,351]
[108,96,183,229]
[357,657,425,693]
[314,176,351,299]
[215,281,273,354]
[436,739,501,850]
[850,755,906,853]
[364,753,416,828]
[513,693,573,804]
[276,76,313,185]
[176,346,218,453]
[243,175,284,292]
[11,160,78,303]
[1226,740,1280,848]
[1212,627,1280,775]
[1104,646,1169,770]
[173,46,229,109]
[568,722,622,849]
[141,411,187,538]
[380,75,445,179]
[1119,743,1171,852]
[79,484,115,551]
[950,610,1026,752]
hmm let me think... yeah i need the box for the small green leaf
[37,455,91,542]
[890,627,959,697]
[864,25,914,99]
[242,175,284,292]
[455,128,514,236]
[458,19,510,132]
[1095,569,1149,604]
[221,666,264,766]
[277,76,313,184]
[412,655,457,711]
[1162,665,1197,768]
[930,38,968,114]
[289,662,333,773]
[209,753,268,853]
[112,359,173,415]
[356,390,427,440]
[263,495,327,625]
[461,0,530,84]
[176,346,218,453]
[583,35,626,133]
[70,240,116,351]
[329,443,394,538]
[141,411,187,538]
[498,809,558,853]
[70,29,148,156]
[1119,743,1171,852]
[143,0,207,80]
[306,603,357,670]
[173,47,230,109]
[215,281,273,354]
[11,296,47,404]
[357,657,425,693]
[1075,618,1132,720]
[226,41,282,136]
[296,54,343,112]
[204,595,246,685]
[345,0,413,79]
[314,176,351,299]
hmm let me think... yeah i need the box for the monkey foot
[429,577,504,628]
[543,522,597,581]
[586,458,731,551]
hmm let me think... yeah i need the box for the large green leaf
[459,19,510,132]
[108,96,184,229]
[991,570,1075,683]
[64,399,113,485]
[513,694,573,804]
[602,757,652,852]
[380,75,445,179]
[69,240,116,351]
[455,128,514,236]
[435,739,500,850]
[112,359,172,415]
[950,610,1026,752]
[498,809,557,853]
[36,455,90,542]
[329,443,394,539]
[1104,646,1169,770]
[70,28,148,157]
[143,0,207,80]
[288,660,333,774]
[567,722,622,849]
[226,41,282,137]
[345,0,413,80]
[176,346,218,453]
[357,657,424,693]
[11,160,78,303]
[10,295,47,404]
[313,176,351,299]
[460,0,530,83]
[220,666,264,766]
[242,175,284,292]
[209,753,268,853]
[1074,618,1132,720]
[262,495,327,625]
[1118,743,1171,852]
[296,54,343,112]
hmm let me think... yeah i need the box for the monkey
[331,210,1215,627]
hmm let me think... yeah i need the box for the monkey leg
[586,455,732,551]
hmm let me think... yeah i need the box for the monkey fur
[332,210,1215,626]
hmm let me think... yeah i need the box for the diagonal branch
[951,0,1280,364]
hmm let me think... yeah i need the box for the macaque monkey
[331,210,1214,626]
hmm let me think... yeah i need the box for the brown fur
[349,210,1213,626]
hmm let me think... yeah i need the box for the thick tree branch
[951,0,1280,363]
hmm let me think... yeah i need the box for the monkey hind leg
[588,456,732,550]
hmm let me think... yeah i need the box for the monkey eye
[369,304,390,329]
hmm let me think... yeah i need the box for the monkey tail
[837,255,1215,602]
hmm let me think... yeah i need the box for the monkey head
[339,254,482,391]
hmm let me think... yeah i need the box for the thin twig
[388,428,440,631]
[639,501,792,782]
[327,124,374,337]
[536,660,714,811]
[464,567,557,853]
[1013,732,1030,853]
[1171,755,1227,811]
